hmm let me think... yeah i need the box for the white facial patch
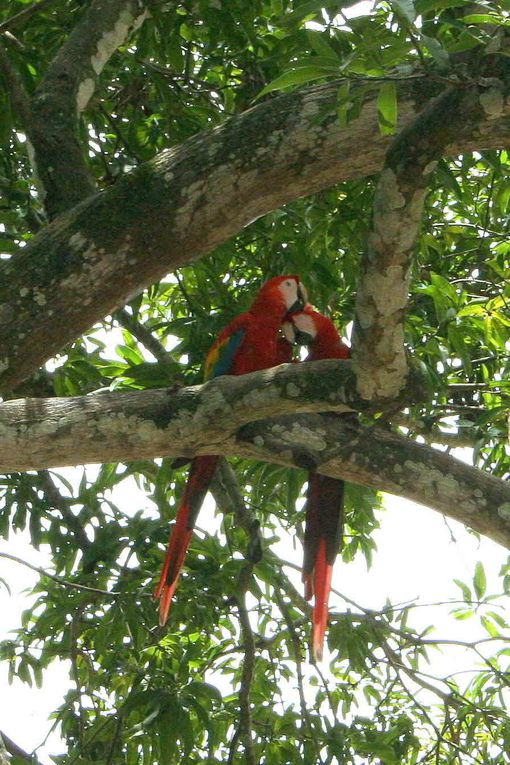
[292,313,317,338]
[279,278,299,310]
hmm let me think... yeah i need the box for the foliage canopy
[0,1,509,764]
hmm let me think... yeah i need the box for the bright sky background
[1,468,508,763]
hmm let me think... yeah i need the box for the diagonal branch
[37,469,92,553]
[0,0,56,34]
[28,0,148,218]
[0,730,44,765]
[353,80,508,401]
[113,308,174,364]
[0,552,115,596]
[2,62,510,392]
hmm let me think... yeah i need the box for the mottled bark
[26,0,148,218]
[2,67,510,393]
[353,80,509,401]
[237,415,510,551]
[1,362,508,548]
[0,360,358,470]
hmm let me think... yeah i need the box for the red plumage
[156,275,306,626]
[285,305,349,660]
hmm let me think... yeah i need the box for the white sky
[1,475,508,763]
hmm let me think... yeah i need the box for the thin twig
[0,551,117,596]
[114,307,173,364]
[70,605,87,747]
[233,566,257,765]
[275,588,323,764]
[217,462,259,765]
[0,0,56,33]
[38,469,92,553]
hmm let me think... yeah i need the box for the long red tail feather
[311,539,334,662]
[302,473,345,660]
[156,455,219,625]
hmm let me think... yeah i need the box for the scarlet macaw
[283,305,350,660]
[156,275,307,625]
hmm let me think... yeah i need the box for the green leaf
[255,65,338,99]
[420,34,450,68]
[389,0,416,24]
[377,82,398,135]
[306,30,339,61]
[480,615,500,637]
[453,578,472,603]
[473,561,487,600]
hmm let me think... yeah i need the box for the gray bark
[1,361,509,549]
[29,0,149,218]
[2,65,510,393]
[353,82,507,400]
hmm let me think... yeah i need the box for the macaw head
[282,304,319,346]
[283,305,350,359]
[252,275,308,316]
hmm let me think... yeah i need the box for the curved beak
[282,321,296,344]
[293,328,314,346]
[288,282,307,314]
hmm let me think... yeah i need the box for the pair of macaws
[155,275,350,660]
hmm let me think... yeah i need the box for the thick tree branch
[237,414,510,550]
[0,361,509,548]
[0,360,359,469]
[28,0,148,218]
[2,62,510,392]
[353,81,507,400]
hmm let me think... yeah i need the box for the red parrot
[156,275,307,626]
[283,305,350,660]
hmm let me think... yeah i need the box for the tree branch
[2,61,510,391]
[0,359,371,469]
[1,361,509,548]
[0,0,56,34]
[0,552,115,595]
[0,41,33,128]
[353,81,507,400]
[0,730,43,765]
[37,469,92,553]
[28,0,148,218]
[113,308,173,364]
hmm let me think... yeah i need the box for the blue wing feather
[204,328,246,380]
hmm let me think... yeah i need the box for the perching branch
[1,360,510,548]
[3,60,510,392]
[0,359,360,470]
